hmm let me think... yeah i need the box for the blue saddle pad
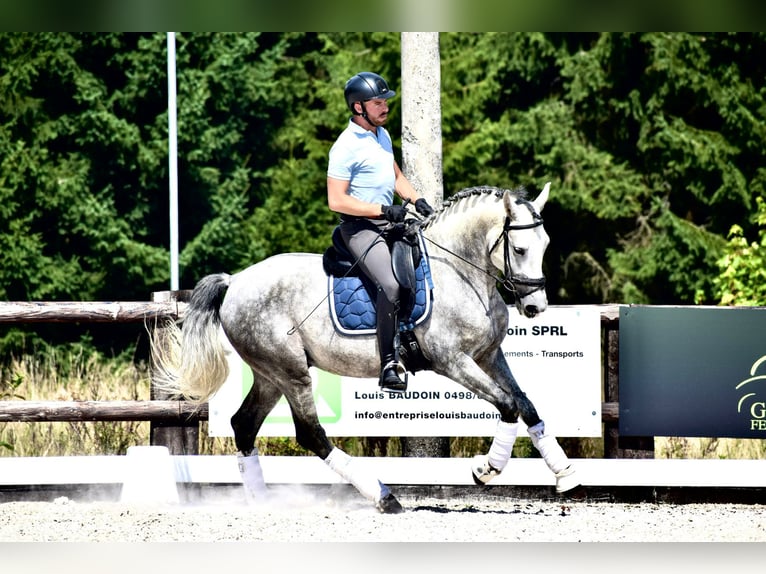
[328,244,434,336]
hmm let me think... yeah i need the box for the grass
[2,349,765,460]
[0,348,151,456]
[655,436,766,459]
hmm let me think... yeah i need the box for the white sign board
[208,306,602,438]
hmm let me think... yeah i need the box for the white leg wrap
[487,420,519,471]
[471,421,519,485]
[237,449,268,501]
[527,421,570,475]
[325,447,389,502]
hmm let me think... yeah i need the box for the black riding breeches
[339,218,400,306]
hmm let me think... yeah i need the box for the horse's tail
[151,273,232,404]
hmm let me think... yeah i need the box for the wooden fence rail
[0,300,187,323]
[0,401,207,423]
[0,297,637,457]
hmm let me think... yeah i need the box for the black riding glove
[414,198,435,217]
[381,203,407,223]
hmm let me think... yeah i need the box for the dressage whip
[286,222,394,336]
[286,247,368,335]
[287,202,422,336]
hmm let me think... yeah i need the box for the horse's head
[490,182,551,318]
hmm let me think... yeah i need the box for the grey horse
[152,182,579,513]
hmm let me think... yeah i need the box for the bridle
[421,199,547,304]
[488,201,546,302]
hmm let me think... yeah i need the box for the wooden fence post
[603,318,654,459]
[149,289,198,454]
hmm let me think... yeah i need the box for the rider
[327,71,434,393]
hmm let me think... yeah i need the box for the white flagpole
[167,32,179,291]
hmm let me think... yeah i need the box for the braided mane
[422,185,528,229]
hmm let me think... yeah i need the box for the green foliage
[441,32,765,305]
[713,196,766,306]
[0,33,170,302]
[608,199,727,304]
[1,32,764,355]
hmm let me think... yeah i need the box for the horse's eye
[513,246,526,256]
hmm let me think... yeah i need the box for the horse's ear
[532,182,551,213]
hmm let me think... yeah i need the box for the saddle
[322,223,434,373]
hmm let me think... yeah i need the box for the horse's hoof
[376,492,404,514]
[471,454,501,485]
[555,465,580,493]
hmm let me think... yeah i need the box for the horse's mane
[422,185,528,229]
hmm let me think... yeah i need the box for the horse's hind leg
[284,381,404,514]
[231,374,284,503]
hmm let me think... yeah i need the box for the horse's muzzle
[505,275,547,318]
[521,302,545,318]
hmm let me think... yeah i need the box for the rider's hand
[415,198,435,217]
[381,203,407,223]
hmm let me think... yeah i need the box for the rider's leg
[363,242,405,391]
[375,286,406,392]
[340,221,405,392]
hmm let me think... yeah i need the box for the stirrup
[379,361,408,393]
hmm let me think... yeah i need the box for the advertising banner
[208,306,602,438]
[619,306,766,438]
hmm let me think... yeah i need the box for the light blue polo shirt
[327,119,396,205]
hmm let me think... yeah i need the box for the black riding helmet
[344,72,396,120]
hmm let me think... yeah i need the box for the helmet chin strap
[357,101,378,130]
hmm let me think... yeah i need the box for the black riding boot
[376,289,407,393]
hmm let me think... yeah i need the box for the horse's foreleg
[473,420,578,493]
[433,353,525,485]
[483,350,579,493]
[451,350,579,493]
[471,419,519,484]
[526,420,579,492]
[286,384,404,514]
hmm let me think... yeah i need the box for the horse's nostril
[524,305,539,317]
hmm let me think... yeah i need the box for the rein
[289,193,546,334]
[423,203,546,302]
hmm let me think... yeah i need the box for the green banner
[620,306,766,438]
